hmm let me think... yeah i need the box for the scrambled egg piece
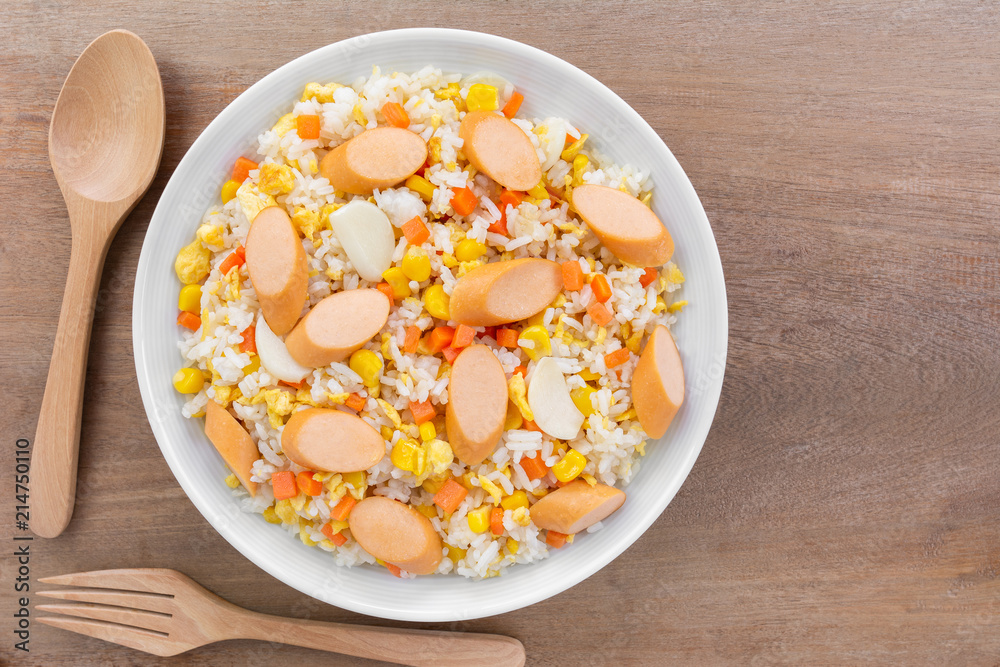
[507,375,533,421]
[511,507,531,527]
[666,264,685,284]
[295,388,324,407]
[257,163,295,196]
[174,239,210,284]
[299,523,317,546]
[426,439,454,476]
[301,81,342,103]
[428,136,442,163]
[478,475,503,503]
[224,265,241,302]
[376,399,403,430]
[196,223,224,248]
[291,207,322,239]
[271,112,297,137]
[246,388,297,428]
[211,384,241,408]
[224,474,240,489]
[273,499,298,525]
[236,181,276,223]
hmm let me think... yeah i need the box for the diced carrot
[499,189,523,210]
[409,399,436,425]
[639,268,658,288]
[271,470,298,500]
[482,326,497,340]
[433,478,468,513]
[490,507,505,536]
[177,311,202,331]
[561,261,584,291]
[546,530,568,549]
[345,393,366,412]
[426,326,455,354]
[586,301,613,326]
[375,282,395,306]
[591,274,612,303]
[554,479,570,488]
[296,471,323,496]
[401,216,430,245]
[497,328,519,348]
[385,562,403,578]
[452,324,476,348]
[330,495,357,522]
[381,102,410,129]
[232,157,258,183]
[604,348,631,369]
[513,365,528,377]
[320,522,348,546]
[450,186,478,217]
[219,245,246,275]
[441,346,462,364]
[520,453,548,481]
[403,325,421,353]
[296,114,321,140]
[278,379,305,389]
[501,91,524,118]
[238,324,256,354]
[522,419,542,432]
[487,216,508,236]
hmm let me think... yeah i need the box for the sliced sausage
[320,127,427,195]
[529,480,625,534]
[446,345,507,465]
[631,324,684,439]
[284,288,390,367]
[571,184,674,266]
[459,110,542,191]
[448,258,562,326]
[204,400,259,497]
[348,496,443,575]
[281,408,385,472]
[244,206,309,336]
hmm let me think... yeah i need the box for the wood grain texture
[2,1,998,664]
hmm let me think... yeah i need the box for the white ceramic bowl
[134,28,727,622]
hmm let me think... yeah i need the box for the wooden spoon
[32,30,165,538]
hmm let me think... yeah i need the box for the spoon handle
[31,230,108,538]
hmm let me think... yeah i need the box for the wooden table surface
[3,1,999,664]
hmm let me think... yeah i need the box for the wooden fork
[37,569,525,666]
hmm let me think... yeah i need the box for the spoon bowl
[32,30,165,538]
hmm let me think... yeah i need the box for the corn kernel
[552,449,587,483]
[506,537,519,555]
[173,367,204,394]
[405,174,435,201]
[467,505,491,533]
[262,506,282,524]
[423,284,451,320]
[504,401,523,431]
[466,83,499,111]
[242,355,260,375]
[419,421,436,441]
[578,369,600,382]
[455,239,488,262]
[382,267,411,299]
[422,475,447,495]
[447,545,467,562]
[570,386,597,417]
[501,490,529,511]
[401,247,431,282]
[349,349,383,388]
[528,179,549,200]
[342,471,365,489]
[518,325,552,361]
[178,284,202,313]
[221,179,241,204]
[415,504,437,518]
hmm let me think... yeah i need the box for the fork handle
[232,611,525,667]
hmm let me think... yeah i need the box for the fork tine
[37,616,184,657]
[39,569,177,595]
[36,603,172,635]
[37,589,174,614]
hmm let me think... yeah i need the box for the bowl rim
[134,27,727,621]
